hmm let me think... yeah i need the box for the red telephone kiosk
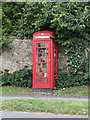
[33,31,58,90]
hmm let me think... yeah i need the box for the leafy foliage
[2,3,26,49]
[55,67,89,89]
[1,66,33,87]
[2,2,89,87]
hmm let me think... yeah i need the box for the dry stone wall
[2,39,33,73]
[1,38,68,73]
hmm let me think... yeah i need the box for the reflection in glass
[37,72,48,77]
[54,63,56,72]
[36,58,38,62]
[38,53,46,57]
[36,73,37,77]
[54,53,56,57]
[47,48,48,52]
[47,43,48,47]
[47,63,48,67]
[54,58,56,62]
[37,67,47,72]
[36,53,38,57]
[38,58,46,62]
[36,63,37,67]
[38,48,46,52]
[36,48,38,52]
[47,53,48,57]
[47,78,48,82]
[38,43,46,47]
[38,63,46,67]
[37,78,47,83]
[36,43,38,47]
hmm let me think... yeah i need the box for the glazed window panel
[54,53,56,57]
[38,43,46,47]
[38,48,46,52]
[37,78,47,83]
[37,68,47,72]
[38,53,46,57]
[38,58,46,62]
[47,48,48,52]
[38,63,46,67]
[37,72,48,77]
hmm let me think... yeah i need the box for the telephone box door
[33,41,51,88]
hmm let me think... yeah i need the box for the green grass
[53,85,88,97]
[0,86,31,95]
[0,85,88,97]
[2,99,88,115]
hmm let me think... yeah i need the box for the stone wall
[1,38,68,73]
[2,39,33,73]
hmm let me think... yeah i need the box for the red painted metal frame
[33,41,51,88]
[33,31,58,89]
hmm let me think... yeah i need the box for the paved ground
[1,95,88,101]
[0,111,88,118]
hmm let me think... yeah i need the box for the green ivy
[2,2,89,86]
[1,66,33,88]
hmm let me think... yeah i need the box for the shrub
[55,70,89,89]
[1,66,33,88]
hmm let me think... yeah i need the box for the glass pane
[47,63,48,67]
[38,53,46,57]
[42,68,46,72]
[44,73,48,77]
[54,49,56,52]
[36,53,38,57]
[38,72,44,77]
[47,78,48,82]
[36,63,37,67]
[47,48,48,52]
[54,53,56,57]
[54,67,56,72]
[36,58,38,62]
[36,73,37,77]
[37,68,47,72]
[38,78,47,83]
[54,63,56,72]
[36,43,38,47]
[47,43,48,47]
[36,48,38,52]
[38,48,46,52]
[47,53,48,57]
[37,72,48,77]
[38,58,46,62]
[38,43,46,47]
[54,58,56,62]
[38,63,46,67]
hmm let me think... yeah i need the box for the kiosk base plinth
[32,88,53,91]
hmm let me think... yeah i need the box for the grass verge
[1,85,88,97]
[53,85,88,97]
[2,99,88,115]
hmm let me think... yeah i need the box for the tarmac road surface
[0,111,88,118]
[1,95,88,101]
